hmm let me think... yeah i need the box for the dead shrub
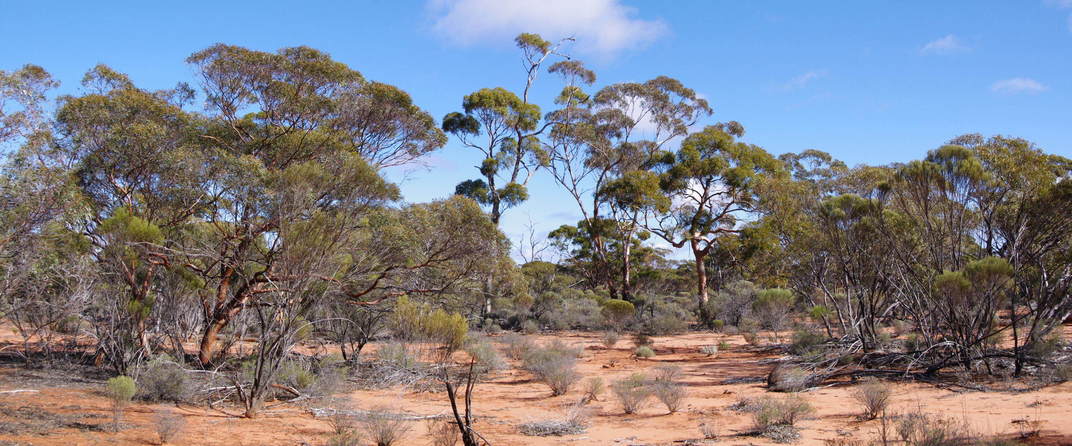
[699,418,719,439]
[500,332,536,360]
[601,331,620,349]
[325,432,362,446]
[652,364,682,383]
[852,378,892,420]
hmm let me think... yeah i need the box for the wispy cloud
[921,34,967,54]
[990,77,1048,94]
[780,70,827,91]
[1044,0,1072,31]
[428,0,666,57]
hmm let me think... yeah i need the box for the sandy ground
[1,330,1071,446]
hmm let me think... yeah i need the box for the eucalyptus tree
[443,33,571,225]
[54,65,204,365]
[623,122,781,324]
[546,75,711,301]
[184,44,446,364]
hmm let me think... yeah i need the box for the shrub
[106,375,136,431]
[521,320,539,334]
[718,340,731,351]
[500,332,536,360]
[326,432,362,446]
[539,297,603,330]
[376,341,420,370]
[634,346,655,358]
[767,364,811,392]
[789,329,825,355]
[646,312,688,336]
[652,364,682,383]
[632,332,653,347]
[137,356,188,402]
[153,409,186,444]
[711,319,725,332]
[652,382,686,413]
[896,412,968,446]
[1055,363,1072,382]
[522,341,581,396]
[518,402,588,436]
[611,373,652,414]
[601,299,636,325]
[852,378,892,420]
[581,377,604,404]
[360,409,412,446]
[601,331,620,349]
[699,418,719,439]
[753,395,814,430]
[700,345,719,356]
[753,288,796,332]
[425,418,459,446]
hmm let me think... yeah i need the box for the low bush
[852,378,892,420]
[896,412,969,446]
[325,432,362,446]
[153,409,186,444]
[767,363,812,392]
[375,341,420,370]
[137,356,188,403]
[500,332,536,360]
[581,377,604,404]
[601,331,620,349]
[522,341,581,396]
[518,402,588,436]
[425,418,459,446]
[700,345,719,356]
[521,320,540,334]
[789,329,825,355]
[634,346,655,358]
[360,409,411,446]
[611,373,652,414]
[753,394,814,431]
[652,364,682,383]
[652,382,686,413]
[632,332,653,347]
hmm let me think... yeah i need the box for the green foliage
[107,375,137,403]
[634,346,656,358]
[136,356,188,402]
[600,299,635,324]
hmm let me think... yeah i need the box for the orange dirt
[1,330,1071,445]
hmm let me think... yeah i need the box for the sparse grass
[852,378,892,420]
[699,417,719,440]
[325,432,362,446]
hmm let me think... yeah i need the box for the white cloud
[780,70,827,91]
[990,77,1048,94]
[428,0,666,56]
[921,34,967,54]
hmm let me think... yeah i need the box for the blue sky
[3,1,1070,259]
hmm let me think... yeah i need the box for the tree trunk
[198,318,226,365]
[692,240,711,325]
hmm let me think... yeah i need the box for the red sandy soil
[1,329,1071,446]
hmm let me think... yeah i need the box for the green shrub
[632,332,653,347]
[106,375,136,431]
[634,346,655,358]
[601,299,636,324]
[582,377,604,403]
[376,341,419,370]
[521,319,540,334]
[137,356,188,402]
[711,319,725,332]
